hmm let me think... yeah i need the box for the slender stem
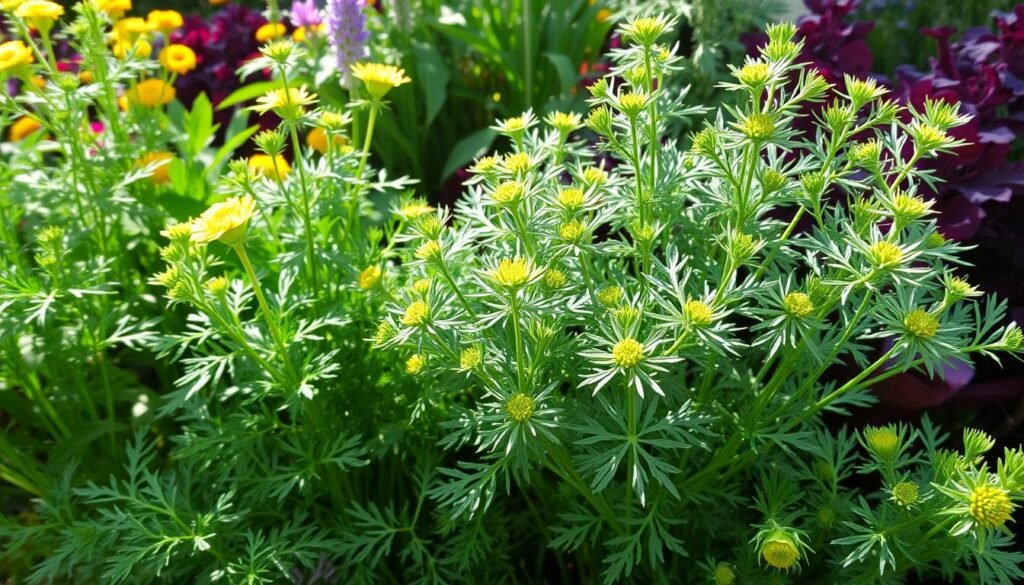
[625,386,636,516]
[288,125,320,290]
[233,243,292,379]
[350,103,379,241]
[511,292,526,394]
[437,260,476,318]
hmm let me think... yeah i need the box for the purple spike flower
[290,0,322,29]
[325,0,369,89]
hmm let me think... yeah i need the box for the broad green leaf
[411,42,450,126]
[441,128,497,180]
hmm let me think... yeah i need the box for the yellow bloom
[741,113,775,140]
[397,200,435,220]
[7,115,42,142]
[969,485,1014,529]
[891,481,919,506]
[292,23,324,42]
[247,154,291,180]
[351,62,411,100]
[459,347,481,370]
[126,78,176,107]
[306,127,347,154]
[405,354,425,375]
[113,39,152,59]
[864,425,899,459]
[784,292,814,317]
[904,308,939,340]
[112,17,152,42]
[94,0,131,17]
[491,257,532,287]
[503,152,531,174]
[737,61,771,87]
[506,393,535,422]
[415,240,442,261]
[0,40,34,72]
[135,152,174,185]
[684,300,713,326]
[159,44,197,75]
[253,85,317,118]
[255,22,286,43]
[147,9,182,33]
[597,285,623,306]
[612,338,644,367]
[358,266,382,290]
[15,0,63,30]
[558,187,585,210]
[867,241,902,267]
[190,195,257,246]
[761,539,799,569]
[402,301,429,326]
[492,181,524,205]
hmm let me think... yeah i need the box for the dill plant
[376,16,1024,584]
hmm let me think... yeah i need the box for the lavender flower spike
[326,0,369,89]
[291,0,322,28]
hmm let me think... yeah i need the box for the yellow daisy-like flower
[126,78,176,107]
[784,292,814,318]
[402,301,429,326]
[491,257,532,288]
[612,338,644,367]
[190,195,257,246]
[159,44,197,75]
[306,127,346,154]
[351,62,411,100]
[113,39,152,59]
[253,85,317,119]
[969,485,1014,529]
[0,40,34,72]
[14,0,63,30]
[111,17,152,42]
[247,154,291,180]
[7,115,41,141]
[94,0,131,17]
[358,265,382,290]
[904,308,939,340]
[684,300,714,326]
[135,152,174,185]
[147,9,182,33]
[255,22,286,43]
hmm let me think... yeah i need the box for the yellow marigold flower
[892,481,919,506]
[351,62,411,100]
[113,39,152,59]
[159,44,197,75]
[459,347,481,370]
[491,257,532,287]
[147,9,182,33]
[506,392,535,422]
[904,308,939,340]
[255,22,286,43]
[126,78,176,107]
[0,40,34,72]
[305,127,346,154]
[190,195,256,246]
[358,266,382,290]
[597,285,623,306]
[864,425,899,459]
[7,115,41,141]
[247,154,291,180]
[761,538,799,570]
[402,300,429,326]
[135,152,174,185]
[94,0,131,17]
[867,240,902,267]
[503,152,532,174]
[970,485,1014,529]
[544,269,567,289]
[612,338,644,367]
[253,85,317,118]
[558,187,585,210]
[112,17,152,42]
[784,292,814,318]
[415,240,442,261]
[15,0,63,30]
[405,354,425,375]
[737,61,771,86]
[741,113,775,140]
[713,564,735,585]
[685,300,713,326]
[493,181,524,205]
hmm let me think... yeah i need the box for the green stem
[350,103,379,242]
[511,292,526,394]
[437,260,476,318]
[233,243,293,382]
[288,125,320,290]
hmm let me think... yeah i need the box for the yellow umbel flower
[15,0,63,31]
[126,78,176,107]
[969,485,1014,529]
[598,286,623,306]
[761,538,799,570]
[491,257,532,287]
[135,152,174,185]
[247,154,291,180]
[892,481,919,506]
[147,9,182,33]
[685,300,713,326]
[741,113,775,140]
[255,22,286,43]
[904,308,939,340]
[351,62,411,100]
[612,338,644,367]
[459,347,481,370]
[402,301,429,326]
[867,240,903,267]
[159,44,197,74]
[0,40,34,72]
[784,292,814,318]
[558,187,585,210]
[253,86,317,119]
[7,115,41,141]
[506,393,535,422]
[358,266,382,290]
[713,564,735,585]
[190,195,256,246]
[113,39,152,59]
[864,425,899,459]
[405,354,425,375]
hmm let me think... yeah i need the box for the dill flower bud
[491,257,532,288]
[559,219,587,243]
[969,485,1014,529]
[493,181,525,205]
[405,354,425,375]
[205,276,230,296]
[415,240,443,261]
[784,292,815,318]
[351,62,412,100]
[411,278,431,295]
[581,166,608,186]
[459,347,481,370]
[402,301,429,326]
[597,286,623,307]
[557,187,585,210]
[946,276,979,301]
[713,564,735,585]
[904,308,939,340]
[546,111,582,135]
[890,192,931,222]
[613,305,641,327]
[617,92,648,118]
[891,481,919,506]
[849,140,882,168]
[761,168,787,193]
[543,269,567,289]
[737,61,771,87]
[740,113,775,141]
[910,122,952,152]
[761,534,800,570]
[866,241,903,268]
[190,196,256,246]
[612,338,644,367]
[358,266,382,290]
[685,300,714,327]
[1003,325,1023,350]
[585,106,614,136]
[690,128,718,155]
[374,321,394,345]
[506,393,535,422]
[864,425,900,459]
[503,152,532,175]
